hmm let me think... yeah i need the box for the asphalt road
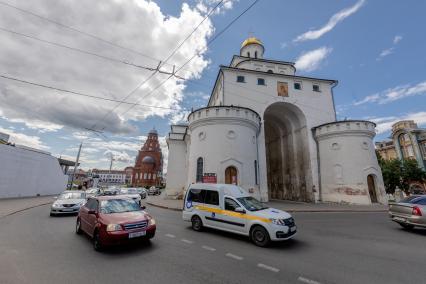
[0,202,425,284]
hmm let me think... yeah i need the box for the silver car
[388,195,426,229]
[50,191,87,216]
[119,188,142,205]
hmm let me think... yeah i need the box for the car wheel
[93,231,103,251]
[75,218,82,235]
[49,212,54,217]
[191,215,203,232]
[399,223,414,230]
[250,225,271,247]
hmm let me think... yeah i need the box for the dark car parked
[76,196,156,251]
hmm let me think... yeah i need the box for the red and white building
[132,128,163,187]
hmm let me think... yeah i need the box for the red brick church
[132,128,163,187]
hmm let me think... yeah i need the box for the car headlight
[270,218,285,226]
[146,214,156,226]
[52,203,61,208]
[106,224,122,232]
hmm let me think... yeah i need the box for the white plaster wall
[235,60,295,75]
[221,69,336,202]
[315,121,387,205]
[187,107,261,199]
[0,144,67,198]
[240,44,264,59]
[165,139,188,196]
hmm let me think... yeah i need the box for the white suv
[183,183,296,247]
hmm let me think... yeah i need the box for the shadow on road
[399,227,426,236]
[74,232,157,256]
[184,226,309,251]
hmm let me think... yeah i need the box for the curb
[146,202,387,213]
[1,201,52,218]
[146,202,182,211]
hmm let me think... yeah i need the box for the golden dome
[241,37,263,48]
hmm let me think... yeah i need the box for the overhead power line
[0,0,165,65]
[0,74,186,111]
[0,26,183,79]
[89,0,225,131]
[119,0,261,118]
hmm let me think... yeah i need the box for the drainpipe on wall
[312,128,322,202]
[331,81,339,122]
[255,121,262,201]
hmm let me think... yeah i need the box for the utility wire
[0,26,183,78]
[0,74,187,111]
[0,0,165,66]
[89,0,225,131]
[119,0,260,118]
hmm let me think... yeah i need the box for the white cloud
[1,116,63,133]
[377,35,403,60]
[0,127,49,150]
[354,81,426,105]
[293,0,366,42]
[378,47,394,59]
[371,112,426,134]
[295,47,333,72]
[169,110,191,124]
[0,0,222,134]
[393,35,403,44]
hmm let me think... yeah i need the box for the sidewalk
[146,195,388,213]
[0,195,54,218]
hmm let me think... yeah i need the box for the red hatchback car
[76,196,156,251]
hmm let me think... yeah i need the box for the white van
[183,183,296,247]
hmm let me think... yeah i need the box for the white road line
[298,276,322,284]
[202,245,216,251]
[165,234,176,238]
[181,239,193,244]
[257,263,279,273]
[225,253,243,260]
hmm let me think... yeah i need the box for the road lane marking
[257,263,279,273]
[225,253,243,260]
[165,234,176,238]
[202,245,216,251]
[181,239,193,244]
[298,276,322,284]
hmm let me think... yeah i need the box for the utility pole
[109,153,114,172]
[69,142,82,189]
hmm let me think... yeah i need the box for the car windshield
[100,199,141,214]
[59,192,84,199]
[237,196,268,211]
[127,189,137,194]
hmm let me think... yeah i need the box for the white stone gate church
[166,37,387,205]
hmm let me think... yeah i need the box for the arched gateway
[165,35,387,205]
[264,102,312,202]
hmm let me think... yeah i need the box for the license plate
[290,226,297,232]
[128,231,146,239]
[393,217,405,222]
[62,208,74,212]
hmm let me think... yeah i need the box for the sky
[0,0,425,172]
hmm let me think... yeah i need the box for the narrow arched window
[247,52,250,57]
[196,157,203,182]
[255,51,258,58]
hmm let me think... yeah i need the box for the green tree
[377,152,426,194]
[400,159,426,193]
[380,158,402,194]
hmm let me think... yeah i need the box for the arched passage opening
[264,102,312,201]
[367,174,378,203]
